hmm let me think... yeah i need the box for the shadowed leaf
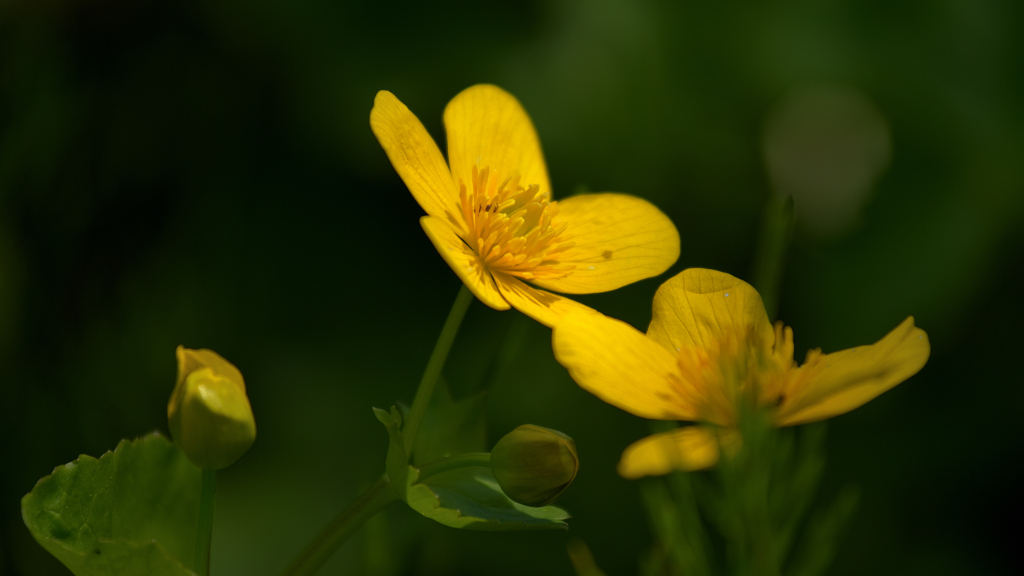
[405,466,570,531]
[21,433,200,576]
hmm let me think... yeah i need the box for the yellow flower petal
[175,346,245,392]
[552,310,699,420]
[420,216,509,311]
[646,268,774,354]
[529,193,680,294]
[443,85,551,202]
[370,91,460,221]
[617,427,722,478]
[775,317,930,426]
[492,273,594,328]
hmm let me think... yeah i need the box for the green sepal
[411,378,486,465]
[405,465,570,531]
[373,406,408,500]
[21,432,201,576]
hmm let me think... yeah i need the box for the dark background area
[2,0,1022,574]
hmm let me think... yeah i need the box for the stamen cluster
[452,165,576,280]
[670,323,816,426]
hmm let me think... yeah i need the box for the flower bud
[167,346,256,470]
[490,424,579,507]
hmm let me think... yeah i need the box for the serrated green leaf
[412,378,486,465]
[406,466,569,531]
[373,406,408,500]
[21,432,200,576]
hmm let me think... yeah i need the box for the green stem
[280,476,399,576]
[402,285,474,454]
[751,194,795,322]
[476,313,530,393]
[194,469,216,576]
[413,452,491,484]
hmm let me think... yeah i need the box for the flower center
[671,323,795,426]
[452,165,576,280]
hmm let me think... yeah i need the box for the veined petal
[775,317,930,426]
[647,268,774,354]
[371,91,460,221]
[617,427,722,479]
[444,85,551,201]
[552,310,698,420]
[529,193,680,294]
[492,273,593,328]
[421,216,509,311]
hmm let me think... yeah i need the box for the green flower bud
[167,346,256,470]
[491,424,579,507]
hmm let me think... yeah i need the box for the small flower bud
[167,346,256,470]
[491,424,579,507]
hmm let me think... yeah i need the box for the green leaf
[21,432,201,576]
[641,475,713,576]
[411,377,486,465]
[405,466,570,531]
[787,487,859,576]
[373,406,408,500]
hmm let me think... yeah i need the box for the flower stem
[413,452,492,484]
[402,285,474,454]
[194,469,216,576]
[280,476,399,576]
[476,312,530,393]
[751,194,794,322]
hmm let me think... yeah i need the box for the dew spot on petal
[724,292,730,297]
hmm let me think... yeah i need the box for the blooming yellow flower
[370,85,679,327]
[552,268,930,478]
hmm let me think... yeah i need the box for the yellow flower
[370,85,679,327]
[552,268,930,478]
[168,346,256,470]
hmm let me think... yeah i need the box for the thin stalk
[476,312,530,393]
[413,452,491,484]
[402,285,474,453]
[194,469,216,576]
[280,476,399,576]
[751,194,795,322]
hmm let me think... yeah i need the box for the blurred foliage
[638,417,856,576]
[2,0,1022,575]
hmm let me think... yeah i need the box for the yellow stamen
[674,323,798,426]
[455,165,575,280]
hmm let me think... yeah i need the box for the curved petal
[492,273,594,328]
[443,85,551,200]
[617,427,722,478]
[647,268,774,354]
[176,346,245,391]
[529,193,680,294]
[775,317,930,426]
[552,310,699,420]
[421,216,509,311]
[371,91,460,221]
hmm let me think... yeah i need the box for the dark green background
[2,0,1021,574]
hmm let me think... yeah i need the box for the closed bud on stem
[490,424,579,507]
[168,346,256,470]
